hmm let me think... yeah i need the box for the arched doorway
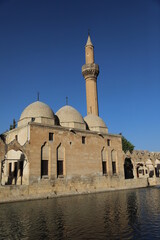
[1,149,28,185]
[155,159,160,177]
[124,158,134,179]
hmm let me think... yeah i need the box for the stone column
[133,164,137,179]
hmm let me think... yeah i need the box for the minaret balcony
[82,63,99,80]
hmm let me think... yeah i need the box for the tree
[13,118,16,128]
[9,124,13,130]
[120,134,135,153]
[9,118,17,130]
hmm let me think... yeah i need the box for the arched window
[111,150,117,175]
[136,163,145,178]
[41,142,49,178]
[101,147,107,175]
[57,144,64,177]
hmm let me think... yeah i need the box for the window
[82,136,86,144]
[57,160,63,176]
[111,150,117,175]
[57,144,64,177]
[31,117,35,122]
[107,139,111,146]
[41,160,48,176]
[15,135,18,141]
[49,132,54,141]
[41,142,49,178]
[102,161,107,175]
[112,161,116,174]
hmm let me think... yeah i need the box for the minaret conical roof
[86,34,93,47]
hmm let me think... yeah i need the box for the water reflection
[0,188,160,239]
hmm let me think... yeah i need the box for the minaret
[82,34,99,116]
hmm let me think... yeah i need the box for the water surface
[0,187,160,239]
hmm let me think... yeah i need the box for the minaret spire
[85,33,94,64]
[86,30,93,47]
[82,34,99,116]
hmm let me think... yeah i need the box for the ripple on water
[1,188,160,239]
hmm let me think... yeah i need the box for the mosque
[0,35,160,201]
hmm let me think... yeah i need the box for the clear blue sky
[0,0,160,151]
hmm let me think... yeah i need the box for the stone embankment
[0,176,152,204]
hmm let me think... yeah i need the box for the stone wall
[125,150,160,163]
[0,175,148,203]
[124,150,160,180]
[28,123,124,183]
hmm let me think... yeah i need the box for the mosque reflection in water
[0,187,160,239]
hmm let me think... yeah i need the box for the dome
[20,101,54,119]
[84,114,108,134]
[56,105,86,130]
[18,101,55,127]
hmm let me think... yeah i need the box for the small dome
[56,105,86,130]
[84,114,108,134]
[18,101,55,127]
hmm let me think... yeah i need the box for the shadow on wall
[5,153,25,185]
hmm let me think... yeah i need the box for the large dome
[18,101,55,127]
[56,105,86,130]
[84,114,108,134]
[20,101,54,120]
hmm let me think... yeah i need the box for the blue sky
[0,0,160,151]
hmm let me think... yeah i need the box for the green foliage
[13,119,16,128]
[9,118,17,130]
[120,134,135,153]
[0,133,6,142]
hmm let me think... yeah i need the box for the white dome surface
[56,105,86,130]
[20,101,54,120]
[84,114,108,134]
